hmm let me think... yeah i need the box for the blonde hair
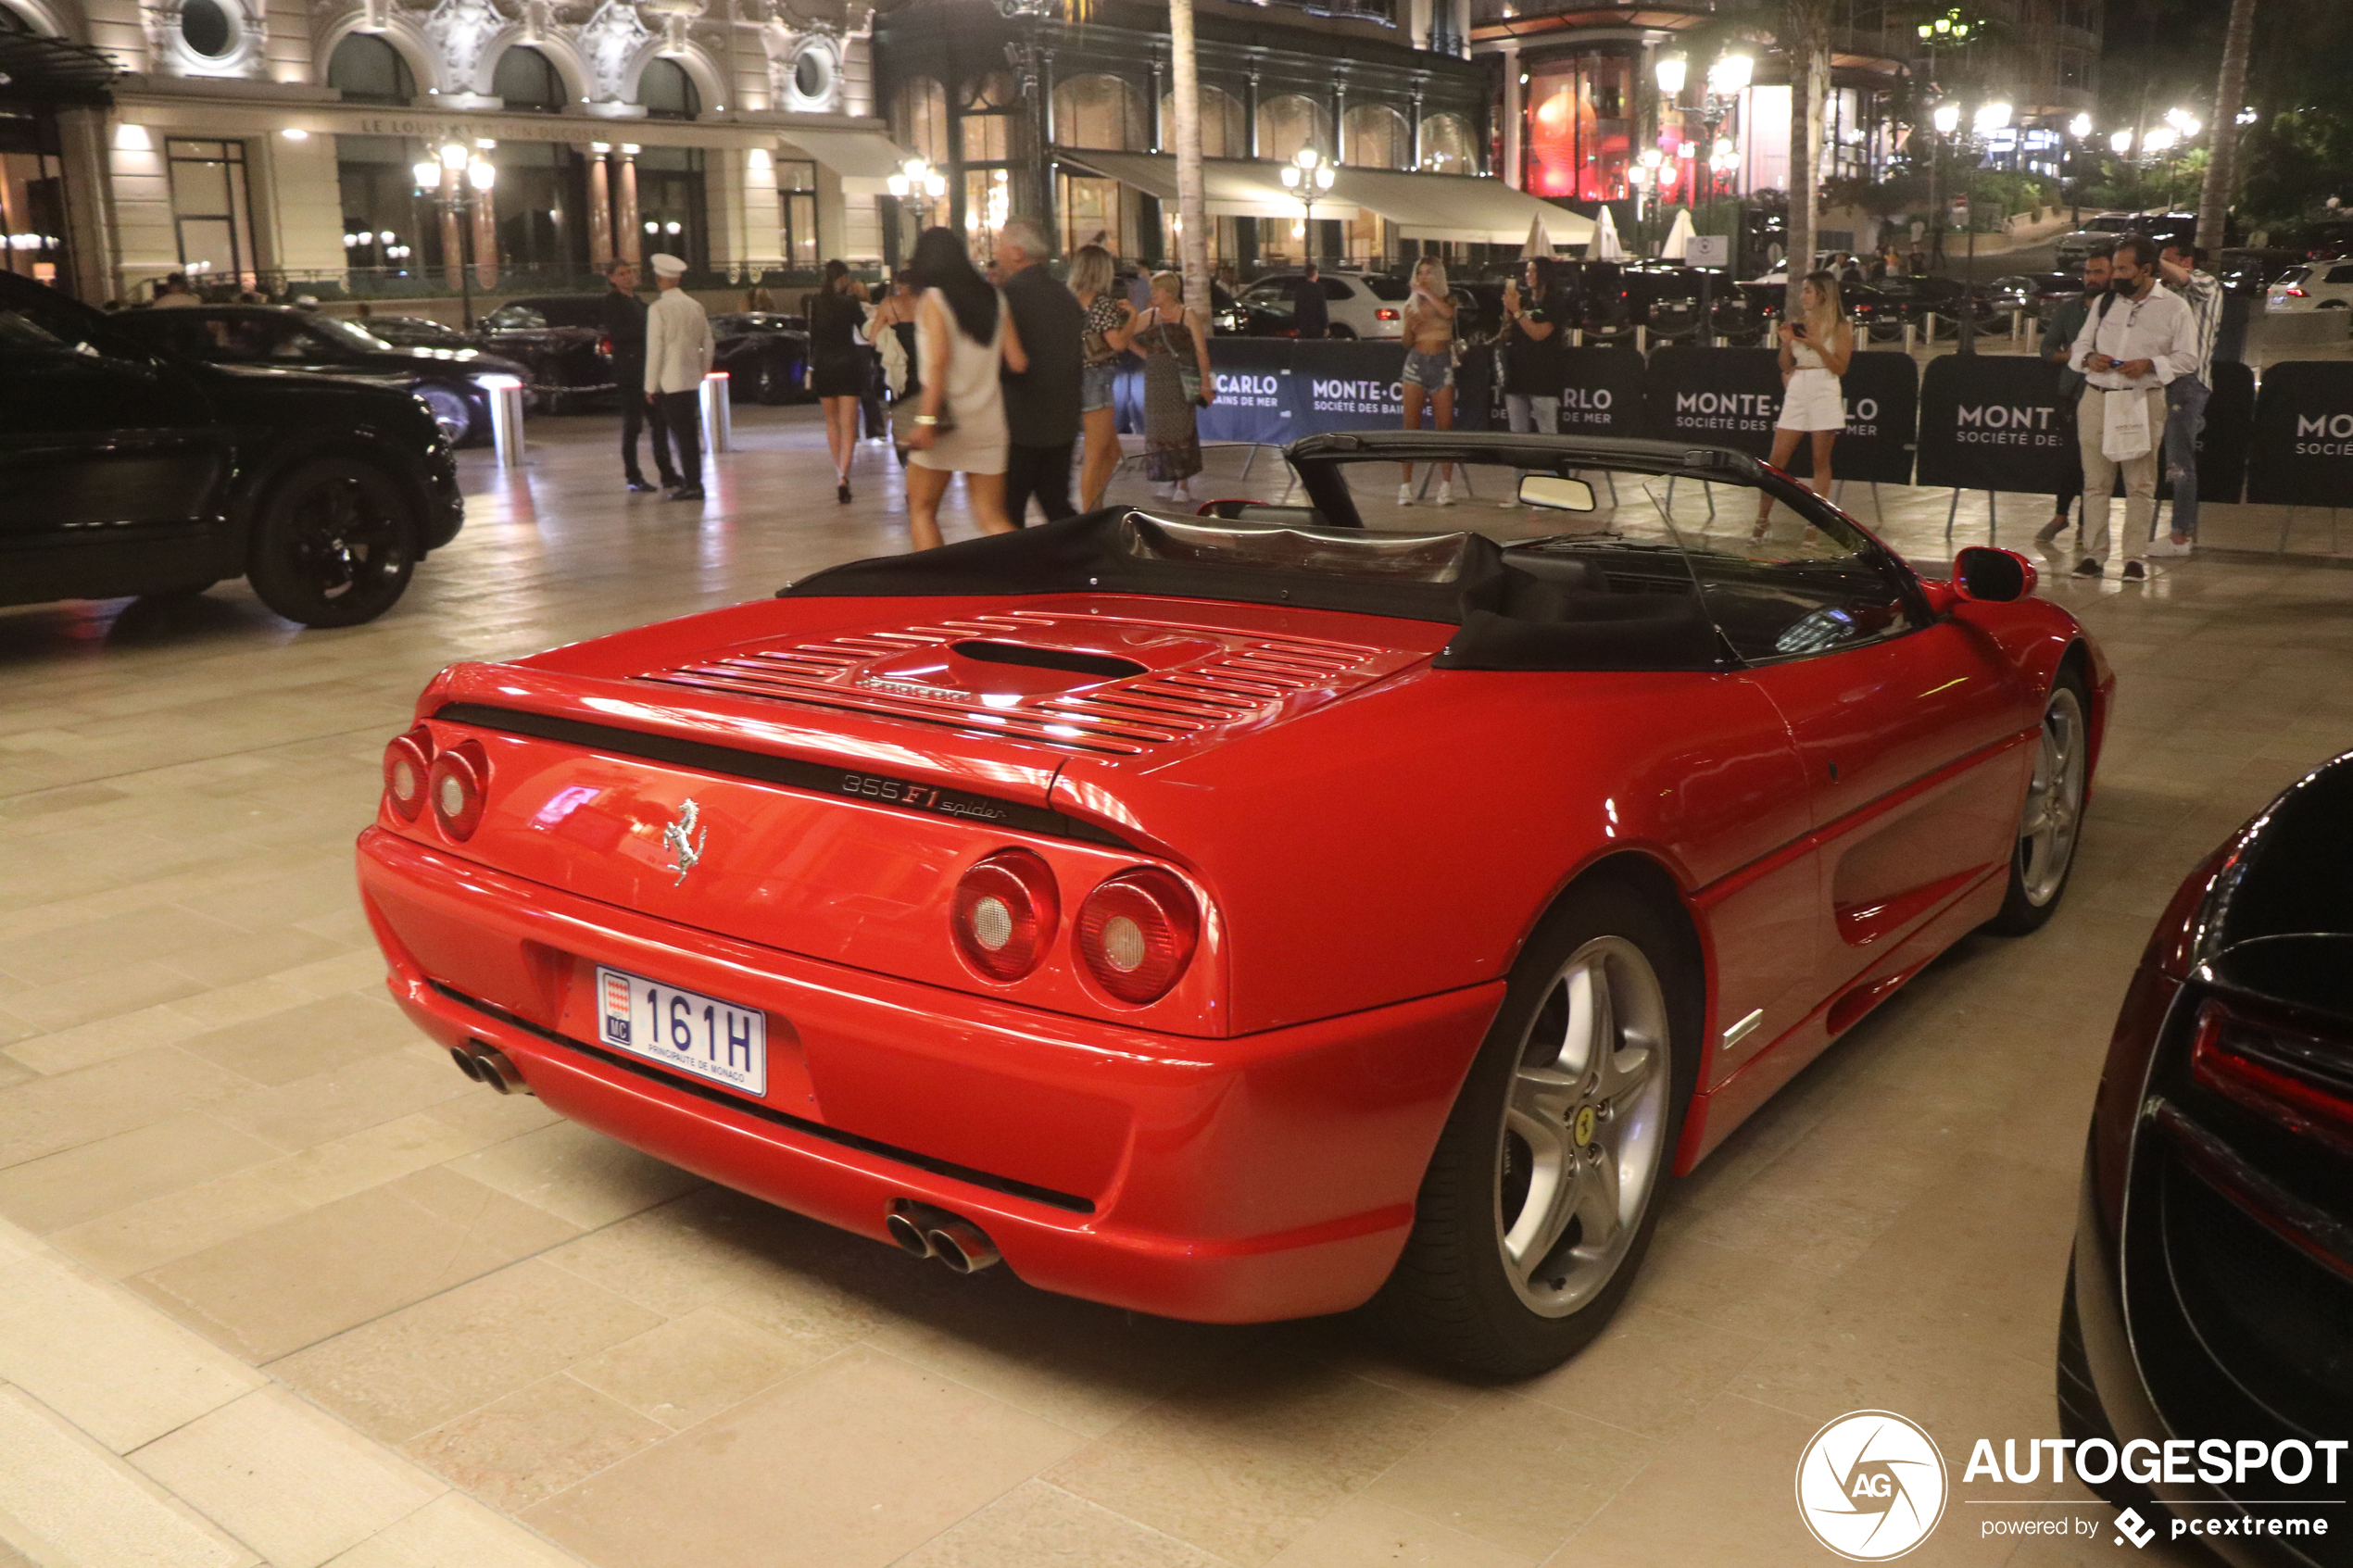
[1802,270,1845,341]
[1150,270,1183,302]
[1068,244,1114,301]
[1413,257,1450,295]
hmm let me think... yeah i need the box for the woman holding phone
[1755,270,1854,535]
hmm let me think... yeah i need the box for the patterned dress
[1138,312,1202,483]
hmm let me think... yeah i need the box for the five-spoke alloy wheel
[1988,667,2092,934]
[1373,879,1696,1377]
[245,457,419,628]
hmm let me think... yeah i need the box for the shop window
[964,167,1009,262]
[494,141,585,270]
[1343,103,1408,169]
[1259,94,1331,165]
[166,139,256,285]
[180,0,233,60]
[492,45,565,113]
[635,144,707,273]
[1420,111,1474,174]
[640,57,698,119]
[1059,172,1127,257]
[893,77,948,165]
[1158,85,1244,158]
[778,157,817,268]
[1526,51,1632,200]
[326,34,415,106]
[1053,74,1143,152]
[335,133,422,274]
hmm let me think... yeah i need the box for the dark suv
[0,274,462,627]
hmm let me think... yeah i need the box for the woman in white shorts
[1755,270,1854,535]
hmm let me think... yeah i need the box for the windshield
[310,317,393,353]
[1358,276,1411,300]
[2087,217,2135,232]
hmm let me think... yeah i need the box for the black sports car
[707,312,812,404]
[108,305,525,447]
[2062,749,2353,1563]
[1987,271,2083,322]
[475,295,612,414]
[359,314,479,351]
[1847,273,1994,340]
[0,273,461,627]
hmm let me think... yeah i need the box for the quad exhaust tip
[885,1200,1000,1274]
[449,1040,533,1096]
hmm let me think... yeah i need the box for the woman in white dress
[903,226,1027,551]
[1755,270,1854,535]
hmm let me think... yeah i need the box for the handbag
[1158,319,1204,405]
[2100,386,2150,461]
[876,323,908,397]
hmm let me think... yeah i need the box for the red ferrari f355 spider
[359,432,2111,1375]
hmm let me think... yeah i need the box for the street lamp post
[410,143,497,332]
[1929,100,1959,273]
[887,157,948,236]
[1280,146,1335,265]
[2067,111,2093,226]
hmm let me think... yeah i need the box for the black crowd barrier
[1102,338,2297,509]
[1915,354,2078,495]
[2245,361,2353,508]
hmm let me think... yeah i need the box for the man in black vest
[1290,260,1329,340]
[995,219,1085,525]
[600,257,679,493]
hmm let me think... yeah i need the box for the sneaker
[1397,483,1416,507]
[2071,558,2103,579]
[2122,559,2146,581]
[625,477,656,494]
[1436,479,1458,507]
[2034,517,2067,544]
[2147,534,2195,558]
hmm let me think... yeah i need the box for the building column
[1150,60,1164,154]
[1410,89,1425,170]
[1331,81,1346,160]
[55,106,115,304]
[587,145,613,265]
[1246,70,1262,158]
[471,177,497,290]
[438,171,464,291]
[1502,43,1523,188]
[738,146,780,277]
[616,148,640,263]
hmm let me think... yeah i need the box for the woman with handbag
[1397,257,1459,507]
[1071,245,1135,512]
[868,269,921,468]
[1132,270,1215,504]
[903,226,1026,551]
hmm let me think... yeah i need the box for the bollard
[1903,321,1917,354]
[1762,324,1775,348]
[1923,311,1937,345]
[477,374,525,469]
[1570,326,1583,347]
[699,370,732,455]
[2011,307,2024,341]
[1635,323,1648,354]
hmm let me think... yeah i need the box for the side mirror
[1952,546,2036,603]
[1517,474,1598,512]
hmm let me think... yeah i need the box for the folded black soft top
[782,509,1722,673]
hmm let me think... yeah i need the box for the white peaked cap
[648,253,687,277]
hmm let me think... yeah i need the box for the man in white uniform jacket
[644,253,713,501]
[2066,233,2196,581]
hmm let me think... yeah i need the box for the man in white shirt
[2067,234,2198,581]
[644,253,713,501]
[2152,241,2222,557]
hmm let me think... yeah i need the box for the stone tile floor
[4,399,2346,1566]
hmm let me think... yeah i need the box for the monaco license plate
[594,966,766,1097]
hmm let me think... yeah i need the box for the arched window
[1343,104,1408,169]
[639,57,698,119]
[0,5,37,31]
[891,77,948,165]
[491,45,564,113]
[1160,85,1245,157]
[1258,94,1330,166]
[326,33,415,106]
[1420,111,1475,174]
[1052,74,1141,151]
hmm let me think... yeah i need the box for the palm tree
[1167,0,1211,316]
[2196,0,2257,252]
[1781,0,1834,317]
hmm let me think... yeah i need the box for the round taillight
[951,849,1059,982]
[427,740,489,841]
[1076,868,1200,1005]
[382,728,433,821]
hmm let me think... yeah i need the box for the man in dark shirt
[599,257,678,493]
[1498,257,1566,433]
[1290,260,1329,340]
[994,219,1086,524]
[2034,246,2111,550]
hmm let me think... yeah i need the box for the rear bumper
[357,826,1500,1323]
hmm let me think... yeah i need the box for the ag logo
[1795,1410,1948,1561]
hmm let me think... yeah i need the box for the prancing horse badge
[661,798,708,884]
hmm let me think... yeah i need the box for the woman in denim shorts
[1398,257,1460,506]
[1071,245,1134,511]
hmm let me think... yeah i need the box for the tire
[1369,878,1700,1378]
[1327,325,1357,340]
[414,384,473,446]
[1984,666,2092,935]
[245,457,420,628]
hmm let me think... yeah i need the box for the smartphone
[1792,321,1808,338]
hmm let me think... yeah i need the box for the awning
[0,31,120,107]
[1326,166,1596,247]
[1052,149,1360,221]
[776,128,916,193]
